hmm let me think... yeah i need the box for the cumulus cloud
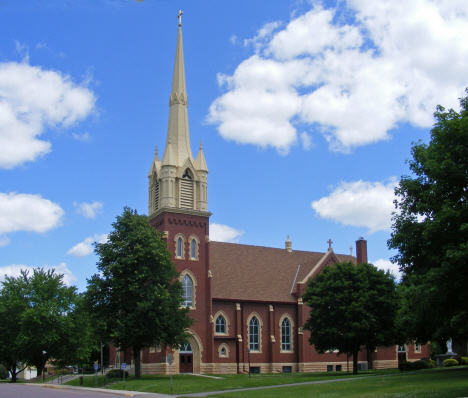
[67,233,108,257]
[207,1,468,154]
[0,263,77,286]
[311,178,397,233]
[0,61,96,169]
[73,201,103,219]
[0,235,10,247]
[300,132,313,150]
[373,258,402,280]
[72,132,91,142]
[0,192,64,244]
[210,223,244,243]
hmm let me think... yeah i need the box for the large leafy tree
[0,269,92,381]
[388,89,468,344]
[303,262,398,374]
[85,207,192,379]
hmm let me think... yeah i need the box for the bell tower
[147,12,214,373]
[148,12,208,215]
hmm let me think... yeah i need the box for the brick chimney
[356,237,368,264]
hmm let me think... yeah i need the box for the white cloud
[208,1,468,153]
[210,223,244,243]
[373,258,402,280]
[300,132,313,150]
[67,233,108,257]
[73,201,103,219]
[72,132,91,142]
[0,192,64,244]
[244,21,283,53]
[0,263,77,286]
[311,178,397,233]
[0,61,96,169]
[0,235,10,247]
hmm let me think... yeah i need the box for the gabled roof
[210,241,356,303]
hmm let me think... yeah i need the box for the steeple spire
[148,12,208,215]
[162,12,193,167]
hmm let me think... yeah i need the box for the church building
[110,15,429,374]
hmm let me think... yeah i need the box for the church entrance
[179,343,193,373]
[397,345,407,363]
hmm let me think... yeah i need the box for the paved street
[0,383,172,398]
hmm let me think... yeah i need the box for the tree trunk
[133,347,141,379]
[10,364,17,383]
[353,350,358,375]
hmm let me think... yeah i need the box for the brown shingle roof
[210,242,355,303]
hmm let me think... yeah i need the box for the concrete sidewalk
[27,383,173,397]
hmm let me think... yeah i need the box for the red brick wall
[149,210,213,364]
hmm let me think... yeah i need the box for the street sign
[94,364,98,370]
[167,354,173,393]
[121,363,126,370]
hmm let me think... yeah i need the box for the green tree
[0,273,28,382]
[0,269,92,381]
[303,262,398,374]
[85,207,192,379]
[388,89,468,343]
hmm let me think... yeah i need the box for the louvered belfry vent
[154,181,160,211]
[180,173,194,209]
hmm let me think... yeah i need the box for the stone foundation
[201,363,237,374]
[142,363,176,375]
[372,360,398,369]
[142,359,399,375]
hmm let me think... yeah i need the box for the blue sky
[1,0,467,291]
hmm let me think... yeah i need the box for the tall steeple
[148,11,209,215]
[163,13,193,167]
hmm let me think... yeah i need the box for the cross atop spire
[327,239,333,251]
[178,10,183,26]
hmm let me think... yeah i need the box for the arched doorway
[179,343,193,373]
[177,331,203,374]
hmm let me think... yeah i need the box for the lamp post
[247,349,251,378]
[101,342,104,375]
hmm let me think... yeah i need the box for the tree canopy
[388,89,468,344]
[85,207,192,379]
[0,268,92,381]
[303,262,398,374]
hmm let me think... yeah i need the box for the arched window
[179,343,192,353]
[190,239,196,259]
[182,275,193,307]
[281,318,291,351]
[249,317,259,351]
[218,343,230,358]
[177,237,183,258]
[215,316,226,334]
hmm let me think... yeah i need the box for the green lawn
[208,368,468,398]
[64,367,468,397]
[67,368,398,394]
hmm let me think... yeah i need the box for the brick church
[110,16,429,374]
